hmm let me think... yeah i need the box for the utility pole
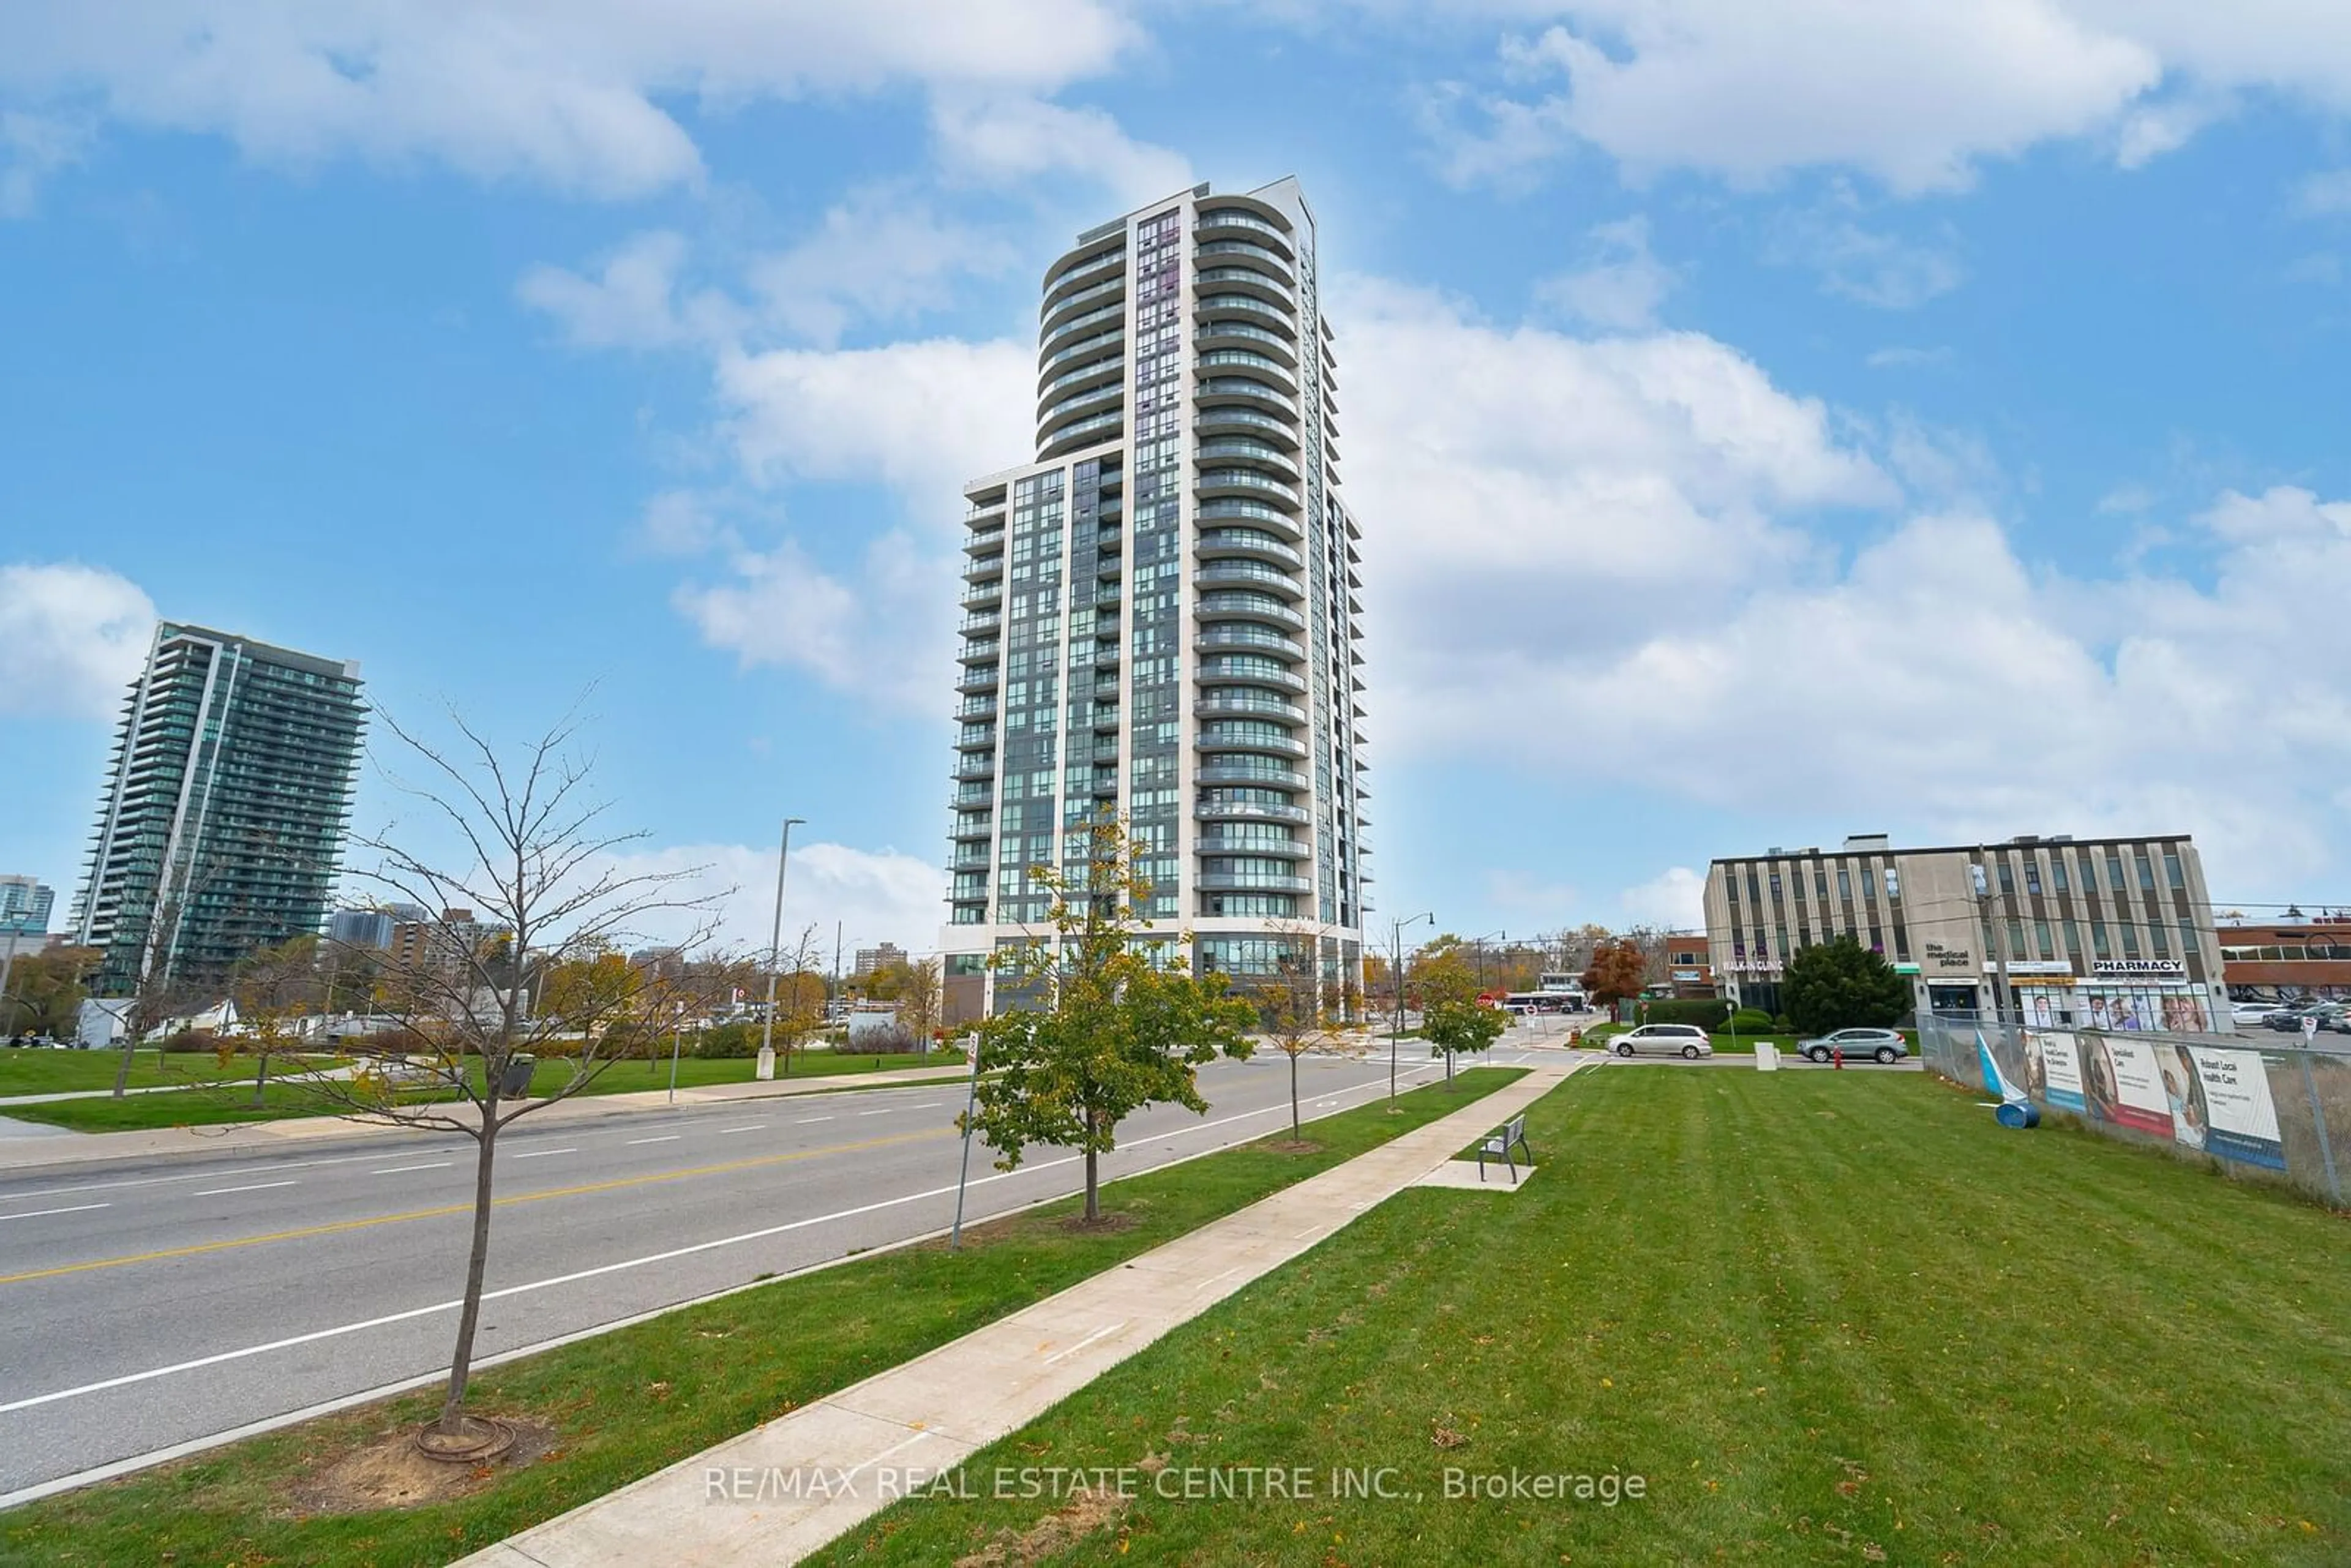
[759,817,805,1081]
[1389,910,1432,1103]
[1974,846,2014,1028]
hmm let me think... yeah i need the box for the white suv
[1613,1024,1714,1060]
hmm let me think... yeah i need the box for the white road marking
[0,1054,1463,1421]
[512,1147,576,1160]
[908,1102,945,1109]
[1043,1321,1128,1364]
[0,1202,110,1222]
[3,1147,462,1204]
[369,1163,451,1176]
[795,1116,832,1125]
[716,1124,765,1135]
[856,1109,893,1117]
[192,1181,296,1198]
[624,1135,680,1146]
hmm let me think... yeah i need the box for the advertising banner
[2024,1030,2085,1114]
[2168,1043,2287,1171]
[2082,1036,2175,1136]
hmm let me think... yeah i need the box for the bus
[1502,989,1586,1015]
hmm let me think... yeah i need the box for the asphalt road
[0,1046,1528,1501]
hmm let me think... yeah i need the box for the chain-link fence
[1918,1013,2349,1207]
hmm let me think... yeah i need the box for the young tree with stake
[289,707,718,1457]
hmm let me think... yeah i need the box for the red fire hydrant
[1831,1046,1844,1070]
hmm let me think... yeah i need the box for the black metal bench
[1478,1113,1532,1183]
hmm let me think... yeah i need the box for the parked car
[2230,1000,2284,1026]
[1795,1027,1910,1065]
[1613,1023,1714,1059]
[2266,1001,2334,1032]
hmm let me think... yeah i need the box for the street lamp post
[1389,910,1433,1103]
[759,817,806,1081]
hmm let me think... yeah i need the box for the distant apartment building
[388,907,504,978]
[1704,832,2229,1032]
[327,908,396,950]
[72,623,366,994]
[0,875,55,961]
[2218,916,2351,1003]
[1663,937,1714,999]
[942,177,1371,1023]
[852,942,907,978]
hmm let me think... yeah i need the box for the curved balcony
[1043,234,1123,296]
[1197,727,1308,760]
[1040,409,1123,459]
[1193,266,1294,303]
[1195,207,1295,255]
[953,754,997,781]
[1194,560,1304,599]
[1196,293,1298,337]
[1042,275,1127,333]
[1196,468,1302,508]
[1040,300,1127,356]
[1195,835,1310,859]
[1198,691,1307,722]
[1196,591,1305,632]
[1037,381,1124,441]
[1193,404,1300,448]
[1196,433,1297,468]
[1191,245,1293,293]
[954,725,996,752]
[956,666,1000,692]
[1195,655,1305,693]
[1040,326,1123,374]
[1196,527,1302,569]
[1194,798,1311,826]
[1196,762,1310,790]
[1037,353,1123,405]
[1197,498,1303,538]
[1043,245,1125,306]
[1196,871,1315,895]
[1194,378,1298,417]
[1193,319,1298,367]
[1193,348,1299,393]
[1196,626,1303,660]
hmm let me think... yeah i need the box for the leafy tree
[897,955,943,1046]
[1782,935,1911,1035]
[964,812,1256,1222]
[0,945,96,1039]
[1423,995,1506,1079]
[1582,937,1648,1006]
[231,935,328,1105]
[1253,928,1362,1140]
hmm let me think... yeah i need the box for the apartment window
[2121,923,2141,958]
[1813,870,1830,901]
[2092,920,2110,958]
[2024,861,2042,896]
[2034,920,2053,959]
[2179,915,2199,960]
[1884,867,1900,899]
[2052,858,2069,893]
[2006,918,2026,959]
[2106,853,2127,891]
[1837,867,1852,900]
[2164,850,2186,890]
[1998,861,2017,896]
[2150,921,2169,958]
[2062,918,2080,956]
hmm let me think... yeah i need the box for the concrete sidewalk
[456,1056,1591,1568]
[0,1062,975,1173]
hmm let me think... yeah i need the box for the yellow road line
[0,1127,951,1288]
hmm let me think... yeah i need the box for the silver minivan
[1613,1023,1714,1059]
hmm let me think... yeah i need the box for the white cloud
[1418,1,2351,193]
[671,531,956,709]
[517,231,730,350]
[602,839,950,955]
[715,336,1033,512]
[1534,214,1677,330]
[0,562,155,718]
[747,189,1022,347]
[1865,346,1954,369]
[0,0,1137,199]
[1619,867,1704,931]
[0,109,88,217]
[1768,204,1967,309]
[930,96,1193,207]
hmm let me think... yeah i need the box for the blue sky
[4,2,2350,956]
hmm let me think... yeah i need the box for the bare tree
[230,934,329,1105]
[771,921,827,1073]
[107,881,218,1098]
[288,707,719,1457]
[1253,925,1365,1141]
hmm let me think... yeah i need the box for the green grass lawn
[0,1068,1525,1567]
[0,1048,970,1133]
[810,1068,2351,1568]
[0,1049,323,1097]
